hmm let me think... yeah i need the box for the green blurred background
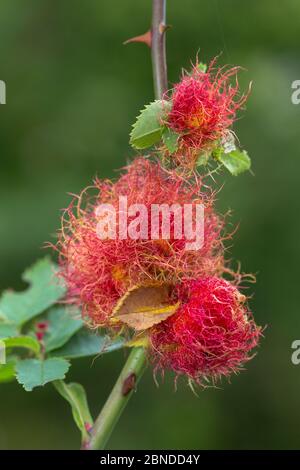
[0,0,299,449]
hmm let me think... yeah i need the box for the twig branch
[152,0,168,99]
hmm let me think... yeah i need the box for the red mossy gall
[167,58,248,152]
[55,159,225,326]
[150,276,261,384]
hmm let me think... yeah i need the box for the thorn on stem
[159,23,172,34]
[123,30,152,48]
[122,373,136,396]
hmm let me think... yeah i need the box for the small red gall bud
[36,321,49,331]
[35,331,45,342]
[167,58,249,153]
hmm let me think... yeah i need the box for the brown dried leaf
[112,284,179,331]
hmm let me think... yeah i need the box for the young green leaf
[44,307,83,353]
[197,62,207,73]
[53,380,93,442]
[3,336,41,356]
[130,100,171,149]
[211,145,224,161]
[218,150,251,176]
[162,127,179,154]
[16,358,70,391]
[0,358,17,383]
[50,329,125,359]
[0,258,66,326]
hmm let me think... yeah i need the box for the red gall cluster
[150,277,261,383]
[56,159,224,326]
[54,56,260,385]
[166,59,247,153]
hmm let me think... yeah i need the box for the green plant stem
[87,0,168,450]
[88,347,146,450]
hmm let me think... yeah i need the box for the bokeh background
[0,0,299,449]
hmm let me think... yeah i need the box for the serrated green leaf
[51,329,125,359]
[16,358,70,391]
[0,357,17,383]
[211,146,224,161]
[0,323,19,339]
[162,127,179,154]
[3,336,41,355]
[0,258,66,326]
[44,307,83,353]
[53,380,93,442]
[218,150,251,176]
[130,100,171,149]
